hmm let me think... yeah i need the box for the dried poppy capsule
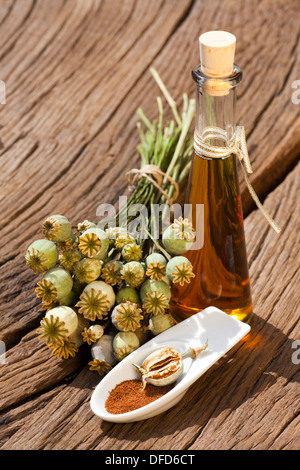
[133,341,208,389]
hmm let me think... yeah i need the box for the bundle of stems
[114,67,195,244]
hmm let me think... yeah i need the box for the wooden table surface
[0,0,299,451]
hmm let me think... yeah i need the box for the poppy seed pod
[45,305,79,337]
[113,331,140,361]
[36,267,73,302]
[42,214,72,242]
[25,239,58,274]
[78,227,109,260]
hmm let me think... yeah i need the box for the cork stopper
[199,31,236,77]
[199,31,236,96]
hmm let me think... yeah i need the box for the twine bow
[194,126,281,234]
[126,164,179,207]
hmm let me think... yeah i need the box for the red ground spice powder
[105,379,175,414]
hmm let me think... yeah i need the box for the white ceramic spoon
[90,306,251,423]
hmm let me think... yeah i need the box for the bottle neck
[192,64,242,148]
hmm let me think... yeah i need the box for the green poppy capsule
[42,214,72,242]
[36,267,73,302]
[25,239,58,274]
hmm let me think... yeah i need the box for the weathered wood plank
[1,161,298,450]
[0,330,89,413]
[0,384,66,446]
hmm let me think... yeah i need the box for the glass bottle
[169,36,252,324]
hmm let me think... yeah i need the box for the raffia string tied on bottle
[126,164,180,207]
[194,126,281,234]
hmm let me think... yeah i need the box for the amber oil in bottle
[169,32,252,323]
